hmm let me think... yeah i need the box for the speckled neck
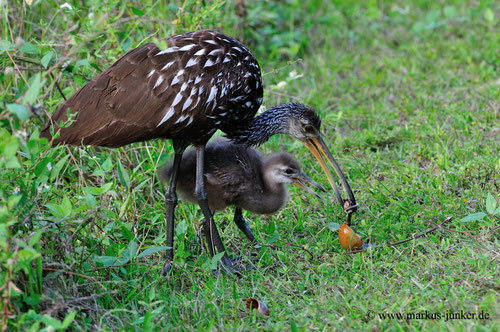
[226,104,292,146]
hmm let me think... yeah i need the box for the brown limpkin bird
[40,30,357,275]
[161,140,325,244]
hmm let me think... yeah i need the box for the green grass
[1,0,499,330]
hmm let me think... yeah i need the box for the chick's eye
[285,168,294,174]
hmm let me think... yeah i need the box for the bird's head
[283,103,357,213]
[282,103,322,142]
[265,153,325,198]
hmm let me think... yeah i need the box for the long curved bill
[292,171,326,198]
[301,134,357,213]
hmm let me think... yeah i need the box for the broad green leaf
[8,195,22,209]
[128,240,138,259]
[60,196,72,218]
[92,255,119,266]
[137,246,170,258]
[28,230,43,247]
[49,155,70,182]
[23,73,46,105]
[45,203,65,219]
[84,182,113,195]
[132,7,145,16]
[40,52,53,68]
[75,59,89,69]
[16,248,41,270]
[484,8,494,23]
[4,157,21,168]
[205,251,226,270]
[2,133,21,168]
[41,315,63,329]
[327,222,340,232]
[102,157,113,172]
[212,251,225,262]
[61,311,77,329]
[117,219,134,241]
[460,212,487,222]
[175,219,188,236]
[34,157,52,177]
[443,6,456,19]
[18,42,39,54]
[118,193,131,218]
[493,206,500,215]
[117,159,130,189]
[485,193,497,215]
[0,39,14,54]
[3,138,19,158]
[6,103,30,121]
[266,231,280,244]
[84,193,97,207]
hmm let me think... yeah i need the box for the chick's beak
[301,134,357,210]
[292,171,325,198]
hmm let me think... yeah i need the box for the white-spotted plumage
[171,76,180,85]
[161,61,174,70]
[157,107,175,127]
[194,49,205,56]
[203,59,215,68]
[154,76,164,88]
[156,47,178,55]
[208,49,221,56]
[182,97,193,111]
[206,87,218,104]
[47,31,263,140]
[178,44,195,51]
[172,93,183,107]
[45,30,264,144]
[186,58,198,67]
[175,114,189,124]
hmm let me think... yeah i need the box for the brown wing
[41,30,263,147]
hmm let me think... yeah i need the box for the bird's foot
[161,261,173,277]
[230,252,260,266]
[213,255,257,276]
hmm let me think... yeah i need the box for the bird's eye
[304,125,315,133]
[285,168,294,174]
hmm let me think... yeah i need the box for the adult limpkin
[161,140,325,244]
[41,30,357,275]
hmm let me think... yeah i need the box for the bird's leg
[194,146,235,273]
[232,208,260,264]
[233,208,258,243]
[161,141,186,276]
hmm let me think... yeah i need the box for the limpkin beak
[292,171,325,199]
[301,135,357,216]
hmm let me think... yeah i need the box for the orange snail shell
[339,224,363,250]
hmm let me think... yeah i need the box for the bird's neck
[226,105,291,146]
